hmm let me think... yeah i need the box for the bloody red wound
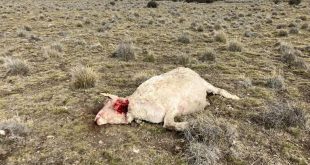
[113,99,129,114]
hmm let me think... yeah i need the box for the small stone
[133,147,140,153]
[0,130,5,136]
[99,140,103,144]
[47,135,54,139]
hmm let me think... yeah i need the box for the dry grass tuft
[43,42,64,58]
[71,65,97,89]
[3,57,29,76]
[214,31,227,43]
[112,42,135,61]
[176,54,196,65]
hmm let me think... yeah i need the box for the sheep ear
[100,93,118,99]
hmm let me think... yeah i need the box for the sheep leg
[205,83,240,100]
[163,109,189,131]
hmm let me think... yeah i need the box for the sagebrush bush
[227,41,243,52]
[113,42,135,61]
[186,0,215,3]
[50,42,64,53]
[184,114,240,165]
[277,30,288,37]
[143,54,155,62]
[3,57,29,76]
[301,23,308,29]
[289,27,299,34]
[0,119,29,137]
[147,0,158,8]
[17,29,27,38]
[199,49,216,62]
[176,54,190,65]
[178,33,191,44]
[289,0,301,5]
[214,31,227,43]
[279,42,308,69]
[253,101,306,129]
[71,66,97,89]
[238,77,252,88]
[267,75,285,90]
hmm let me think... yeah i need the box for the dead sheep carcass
[95,67,240,131]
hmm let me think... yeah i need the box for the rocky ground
[0,0,309,164]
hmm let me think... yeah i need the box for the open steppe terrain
[0,0,309,164]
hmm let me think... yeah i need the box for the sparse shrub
[184,114,240,165]
[301,23,308,29]
[186,0,215,3]
[199,49,216,62]
[289,27,299,34]
[17,29,27,38]
[288,22,297,28]
[276,24,287,29]
[176,54,190,65]
[76,22,83,27]
[299,16,307,21]
[266,18,273,24]
[244,31,256,37]
[71,65,97,89]
[3,57,29,76]
[273,0,281,4]
[238,77,252,88]
[186,142,220,165]
[24,25,32,31]
[50,43,64,53]
[29,35,41,42]
[197,25,204,32]
[253,101,306,129]
[112,42,135,61]
[288,0,301,6]
[279,42,308,69]
[143,54,155,62]
[0,119,29,137]
[214,31,227,43]
[267,74,285,90]
[227,41,243,52]
[214,24,222,30]
[277,30,288,37]
[43,42,64,58]
[147,0,158,8]
[178,33,191,44]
